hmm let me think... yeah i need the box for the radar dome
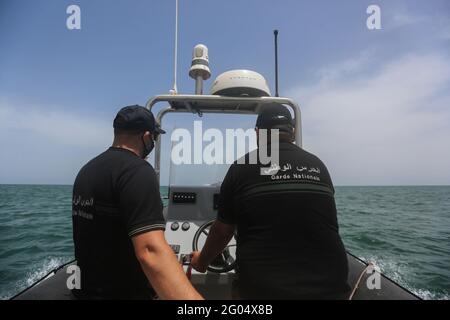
[210,70,271,97]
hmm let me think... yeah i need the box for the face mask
[141,135,154,159]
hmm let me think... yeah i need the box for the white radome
[210,70,271,97]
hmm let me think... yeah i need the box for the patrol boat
[12,41,420,300]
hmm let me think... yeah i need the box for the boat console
[163,185,237,299]
[164,184,236,272]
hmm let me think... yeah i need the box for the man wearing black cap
[72,105,202,300]
[191,103,349,299]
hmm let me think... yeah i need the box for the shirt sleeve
[118,163,166,238]
[217,164,237,225]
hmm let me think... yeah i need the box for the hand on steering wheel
[192,220,237,273]
[190,251,207,273]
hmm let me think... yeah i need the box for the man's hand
[189,220,235,274]
[132,230,203,300]
[190,251,208,273]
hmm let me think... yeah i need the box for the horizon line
[1,183,449,188]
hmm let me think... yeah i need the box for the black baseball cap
[113,105,166,134]
[256,103,294,132]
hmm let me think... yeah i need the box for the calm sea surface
[0,185,449,299]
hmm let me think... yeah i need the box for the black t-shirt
[218,142,349,299]
[72,147,165,299]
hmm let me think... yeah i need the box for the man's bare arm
[132,230,203,300]
[191,220,235,273]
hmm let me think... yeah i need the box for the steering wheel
[192,220,237,273]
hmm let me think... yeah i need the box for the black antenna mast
[274,30,279,97]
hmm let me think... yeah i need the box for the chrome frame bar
[145,94,303,182]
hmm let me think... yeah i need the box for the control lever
[222,248,234,264]
[180,253,193,280]
[180,254,191,265]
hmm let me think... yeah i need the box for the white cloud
[0,101,113,184]
[287,53,450,185]
[315,50,374,85]
[389,12,426,29]
[386,10,450,42]
[0,101,112,148]
[2,50,450,186]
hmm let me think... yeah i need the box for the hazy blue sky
[1,0,449,185]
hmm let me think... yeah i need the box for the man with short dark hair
[191,103,349,299]
[72,105,202,300]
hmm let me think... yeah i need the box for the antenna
[170,0,179,95]
[189,44,211,95]
[274,29,279,97]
